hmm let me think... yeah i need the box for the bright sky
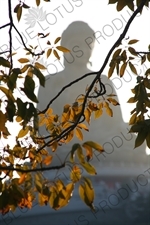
[0,0,150,153]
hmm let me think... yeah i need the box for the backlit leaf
[18,126,29,138]
[18,173,26,185]
[56,46,70,53]
[54,37,61,44]
[128,39,139,45]
[35,62,46,70]
[36,0,40,6]
[75,127,83,141]
[70,166,81,183]
[17,6,22,22]
[81,162,97,175]
[70,143,80,163]
[42,155,53,165]
[82,143,93,162]
[53,50,60,60]
[18,58,30,63]
[47,48,52,58]
[120,62,127,77]
[83,141,104,152]
[129,61,137,75]
[129,113,137,125]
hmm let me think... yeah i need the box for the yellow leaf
[128,39,139,45]
[54,37,61,44]
[18,58,30,63]
[103,102,113,117]
[81,162,97,175]
[77,123,89,131]
[46,108,53,115]
[53,49,60,60]
[47,48,52,58]
[83,141,104,152]
[108,64,115,78]
[82,143,93,162]
[77,145,85,163]
[112,48,122,59]
[129,61,137,75]
[75,127,83,141]
[129,113,137,125]
[35,62,46,70]
[107,98,120,106]
[51,141,58,152]
[42,155,53,166]
[18,173,26,185]
[36,0,40,6]
[18,126,29,138]
[57,183,74,209]
[0,86,15,101]
[16,116,22,122]
[120,62,127,77]
[56,46,70,53]
[94,108,103,119]
[17,6,22,21]
[70,166,81,183]
[84,108,91,124]
[79,181,95,211]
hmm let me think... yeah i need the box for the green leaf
[0,56,10,68]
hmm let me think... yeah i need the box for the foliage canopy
[0,0,150,214]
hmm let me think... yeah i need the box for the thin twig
[8,0,13,74]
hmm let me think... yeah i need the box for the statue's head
[61,21,95,67]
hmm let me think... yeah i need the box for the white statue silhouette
[37,21,148,170]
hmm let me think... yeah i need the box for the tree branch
[0,23,10,29]
[0,163,65,174]
[8,0,13,74]
[37,0,147,152]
